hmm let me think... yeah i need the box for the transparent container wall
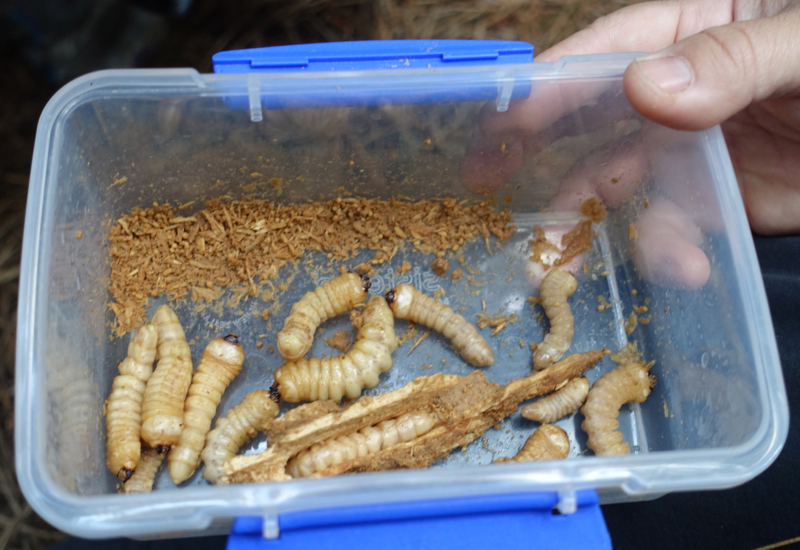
[40,73,762,501]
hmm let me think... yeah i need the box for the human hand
[460,0,800,289]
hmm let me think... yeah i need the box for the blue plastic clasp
[211,40,534,114]
[213,40,532,73]
[227,490,611,550]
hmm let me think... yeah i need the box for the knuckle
[699,25,759,83]
[584,15,614,46]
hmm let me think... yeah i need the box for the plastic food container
[16,40,788,540]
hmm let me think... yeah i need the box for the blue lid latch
[557,489,578,515]
[248,74,263,123]
[496,69,517,113]
[263,513,279,540]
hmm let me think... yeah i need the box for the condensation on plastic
[16,55,787,539]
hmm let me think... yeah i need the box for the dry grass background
[0,0,639,546]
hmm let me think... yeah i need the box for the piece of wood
[226,349,608,483]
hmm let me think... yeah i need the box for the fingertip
[623,58,682,128]
[624,55,723,131]
[634,233,711,290]
[679,245,712,290]
[629,55,693,96]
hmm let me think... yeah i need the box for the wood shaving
[325,330,352,353]
[528,226,560,268]
[108,196,514,335]
[529,199,602,269]
[463,264,483,275]
[397,260,411,275]
[407,330,430,356]
[354,262,375,277]
[624,312,638,334]
[397,323,420,346]
[597,296,611,312]
[476,313,519,336]
[632,304,648,314]
[579,198,607,223]
[431,257,449,276]
[610,342,643,365]
[110,175,128,187]
[554,220,592,267]
[451,268,463,281]
[260,308,270,321]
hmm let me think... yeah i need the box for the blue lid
[226,490,611,549]
[213,40,533,73]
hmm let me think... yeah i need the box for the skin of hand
[460,0,800,289]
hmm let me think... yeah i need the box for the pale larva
[168,335,245,484]
[533,269,578,370]
[141,305,193,452]
[122,447,165,494]
[581,361,657,456]
[498,424,570,462]
[106,324,158,481]
[521,377,589,424]
[287,411,435,478]
[273,296,399,403]
[201,390,279,485]
[385,283,494,367]
[278,272,371,361]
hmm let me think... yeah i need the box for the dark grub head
[269,381,281,403]
[223,334,240,345]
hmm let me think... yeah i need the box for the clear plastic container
[16,51,788,539]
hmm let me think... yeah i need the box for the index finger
[486,0,737,139]
[536,0,724,62]
[536,2,680,62]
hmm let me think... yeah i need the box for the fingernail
[636,56,693,94]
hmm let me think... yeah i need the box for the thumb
[623,7,800,131]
